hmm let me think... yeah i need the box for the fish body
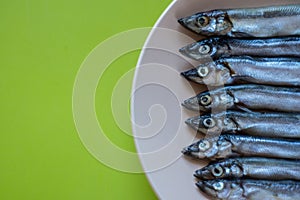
[186,110,300,139]
[196,179,300,200]
[182,134,300,160]
[179,36,300,60]
[182,84,300,113]
[195,157,300,180]
[181,56,300,86]
[178,5,300,38]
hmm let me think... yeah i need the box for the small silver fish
[195,157,300,180]
[182,84,300,113]
[185,110,300,139]
[178,5,300,37]
[182,134,300,160]
[196,179,300,200]
[179,37,300,61]
[181,56,300,87]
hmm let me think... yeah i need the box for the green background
[0,0,171,199]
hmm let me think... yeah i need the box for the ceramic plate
[131,0,300,199]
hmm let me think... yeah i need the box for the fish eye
[213,182,224,191]
[196,16,209,27]
[198,140,210,151]
[197,66,209,77]
[199,45,211,55]
[203,118,216,128]
[200,94,212,106]
[212,165,224,177]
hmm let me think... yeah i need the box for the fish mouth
[179,46,191,58]
[194,169,203,179]
[185,117,209,135]
[182,145,199,155]
[179,43,212,61]
[196,181,218,198]
[194,169,208,179]
[178,17,192,31]
[181,68,204,84]
[178,18,185,27]
[182,142,208,159]
[196,181,205,191]
[182,96,205,111]
[182,144,201,157]
[185,117,200,130]
[181,147,191,155]
[178,16,200,34]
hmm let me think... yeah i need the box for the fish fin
[231,32,254,37]
[230,75,257,84]
[226,88,255,114]
[226,67,238,78]
[226,89,236,100]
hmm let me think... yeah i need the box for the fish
[178,4,300,38]
[182,84,300,113]
[181,56,300,87]
[194,157,300,180]
[182,134,300,160]
[185,110,300,139]
[196,179,300,200]
[179,36,300,61]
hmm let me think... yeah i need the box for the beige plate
[131,0,300,199]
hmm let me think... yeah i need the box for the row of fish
[178,4,300,200]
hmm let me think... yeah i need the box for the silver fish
[178,4,300,37]
[182,84,300,113]
[179,37,300,61]
[186,110,300,139]
[181,56,300,87]
[182,134,300,160]
[196,179,300,200]
[195,157,300,180]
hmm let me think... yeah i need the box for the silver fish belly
[185,110,300,139]
[182,84,300,113]
[196,179,300,200]
[181,56,300,86]
[178,5,300,37]
[182,134,300,160]
[179,37,300,61]
[195,157,300,181]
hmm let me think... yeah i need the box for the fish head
[195,159,243,179]
[179,38,219,60]
[183,89,234,112]
[182,138,219,159]
[185,113,224,136]
[197,180,243,199]
[181,61,231,86]
[178,10,232,36]
[182,91,213,111]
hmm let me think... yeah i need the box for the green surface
[0,0,172,199]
